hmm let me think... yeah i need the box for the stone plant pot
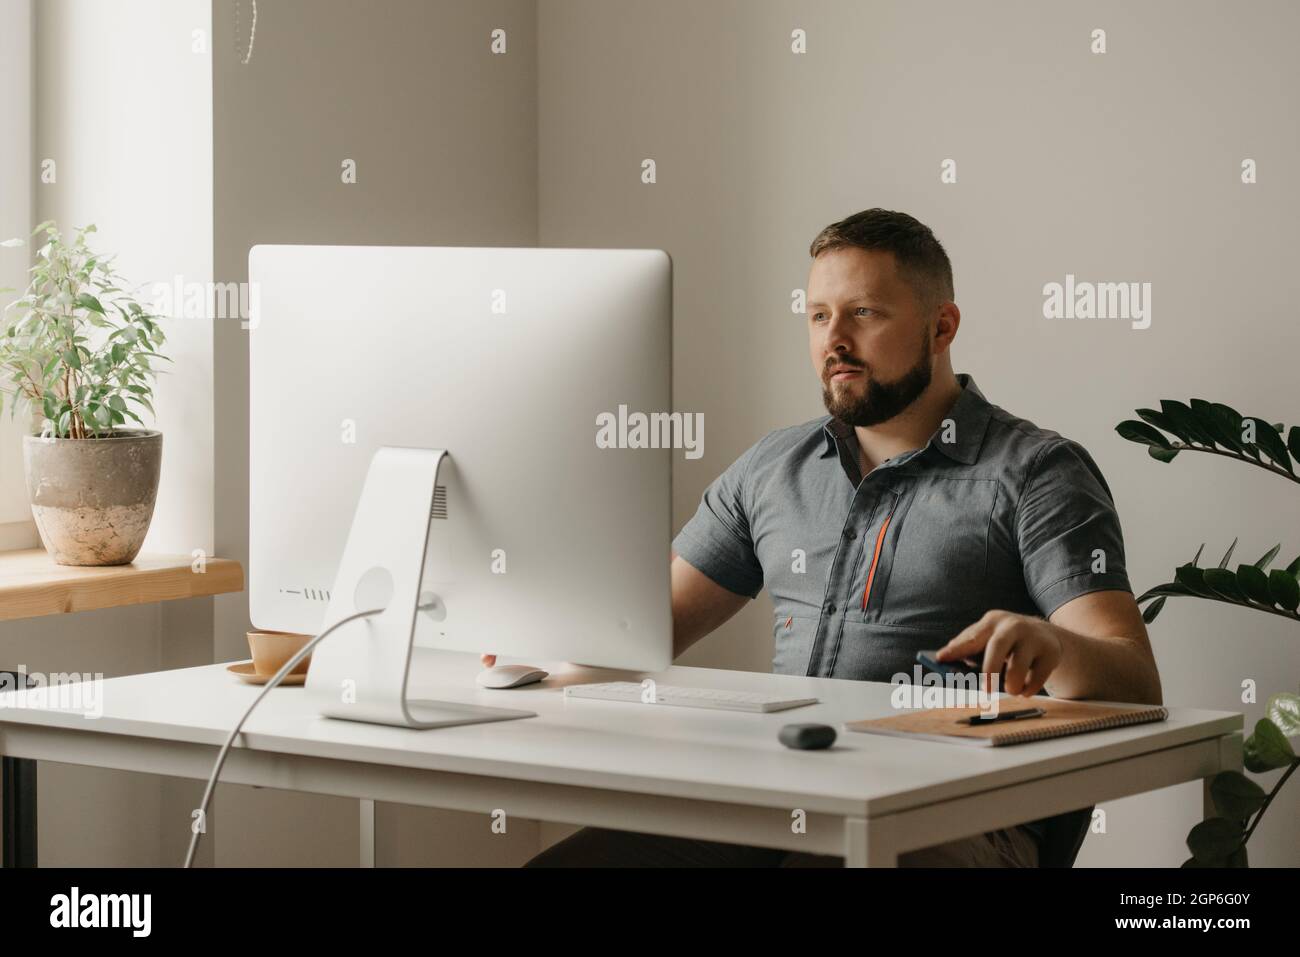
[22,429,163,566]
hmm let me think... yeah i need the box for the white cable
[184,604,387,867]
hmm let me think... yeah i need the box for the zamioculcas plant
[1116,399,1299,867]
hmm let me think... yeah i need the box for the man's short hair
[809,208,954,312]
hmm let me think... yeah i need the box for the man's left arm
[935,438,1163,705]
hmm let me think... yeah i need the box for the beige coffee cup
[247,630,313,677]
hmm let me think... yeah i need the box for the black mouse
[778,723,837,750]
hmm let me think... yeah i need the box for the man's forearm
[1045,625,1163,704]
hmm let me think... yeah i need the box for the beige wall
[211,0,541,866]
[538,0,1299,866]
[19,0,214,866]
[15,0,1296,867]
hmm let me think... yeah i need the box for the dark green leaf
[1209,771,1266,824]
[1160,399,1216,447]
[1218,537,1238,569]
[1243,717,1296,772]
[1236,564,1272,604]
[1116,420,1172,448]
[1268,569,1300,611]
[1175,565,1213,597]
[1246,417,1293,473]
[1203,567,1244,601]
[1136,584,1192,602]
[1192,543,1205,566]
[1141,595,1166,623]
[1187,817,1243,863]
[1147,446,1180,463]
[1288,426,1300,463]
[1191,399,1243,453]
[1287,554,1300,577]
[1135,408,1187,441]
[1254,544,1281,570]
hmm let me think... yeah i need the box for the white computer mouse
[475,664,549,689]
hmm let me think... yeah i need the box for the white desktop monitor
[248,244,673,676]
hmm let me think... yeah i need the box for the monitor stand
[305,447,536,729]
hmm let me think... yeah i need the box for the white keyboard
[563,681,818,713]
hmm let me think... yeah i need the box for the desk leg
[844,817,896,867]
[1,671,37,868]
[359,799,375,868]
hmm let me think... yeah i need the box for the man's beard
[822,329,933,428]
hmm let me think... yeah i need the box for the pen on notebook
[965,707,1046,726]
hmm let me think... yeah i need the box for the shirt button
[825,602,836,615]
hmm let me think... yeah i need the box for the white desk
[0,649,1242,867]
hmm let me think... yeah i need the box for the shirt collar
[819,372,993,466]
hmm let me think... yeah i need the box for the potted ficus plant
[0,222,170,565]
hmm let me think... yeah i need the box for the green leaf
[1288,426,1300,463]
[1254,544,1281,570]
[1186,816,1242,863]
[1191,543,1205,566]
[1246,417,1293,473]
[1141,595,1166,623]
[1287,554,1300,577]
[1236,564,1273,604]
[62,348,80,371]
[1135,407,1187,441]
[1175,565,1213,597]
[73,293,105,315]
[1136,584,1192,602]
[1202,567,1244,601]
[1243,717,1296,772]
[107,394,126,412]
[1147,446,1180,463]
[1191,399,1243,453]
[1209,771,1266,824]
[1218,536,1238,569]
[1268,568,1300,611]
[1160,399,1216,447]
[1266,692,1300,737]
[1116,420,1172,448]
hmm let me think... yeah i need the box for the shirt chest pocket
[869,478,999,628]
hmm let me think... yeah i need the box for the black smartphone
[916,649,983,677]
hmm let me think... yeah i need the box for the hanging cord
[184,604,383,867]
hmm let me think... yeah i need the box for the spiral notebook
[846,697,1168,747]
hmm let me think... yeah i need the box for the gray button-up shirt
[673,373,1133,683]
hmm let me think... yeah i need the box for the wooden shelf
[0,549,244,622]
